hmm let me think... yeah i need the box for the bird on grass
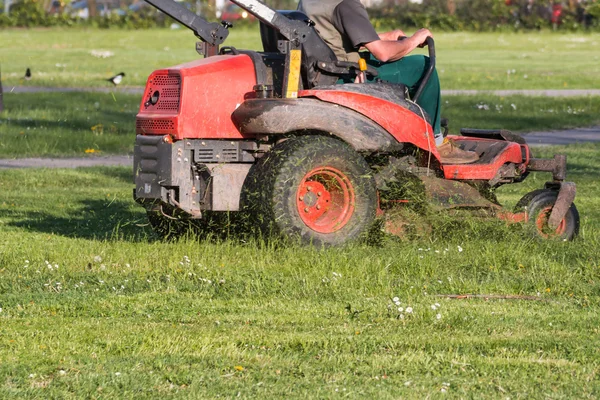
[24,68,32,81]
[106,72,125,86]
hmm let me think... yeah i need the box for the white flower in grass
[431,304,437,310]
[436,314,442,320]
[115,372,121,376]
[0,308,2,313]
[394,301,401,306]
[399,314,404,319]
[90,50,114,58]
[398,307,404,312]
[457,245,463,253]
[511,103,517,110]
[93,256,102,263]
[392,297,400,302]
[59,370,66,376]
[435,303,440,307]
[406,307,413,314]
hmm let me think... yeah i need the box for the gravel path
[0,155,133,169]
[0,127,597,169]
[522,125,600,146]
[6,86,600,97]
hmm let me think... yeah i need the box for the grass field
[1,92,599,158]
[0,143,599,397]
[1,26,600,398]
[0,28,599,90]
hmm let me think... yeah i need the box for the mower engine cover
[136,54,257,140]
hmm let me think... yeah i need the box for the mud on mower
[133,0,579,245]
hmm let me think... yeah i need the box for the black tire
[242,135,377,246]
[518,190,579,241]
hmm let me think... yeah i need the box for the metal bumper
[527,155,567,182]
[133,135,254,217]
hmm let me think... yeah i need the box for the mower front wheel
[242,135,377,246]
[518,190,579,241]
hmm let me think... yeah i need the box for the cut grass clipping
[0,144,599,397]
[1,92,599,158]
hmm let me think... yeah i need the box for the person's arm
[365,28,432,62]
[378,29,406,41]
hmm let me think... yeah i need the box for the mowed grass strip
[0,92,139,157]
[0,28,599,90]
[0,144,599,397]
[1,92,599,158]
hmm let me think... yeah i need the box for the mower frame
[133,0,578,242]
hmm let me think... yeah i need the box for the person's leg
[366,54,443,146]
[365,54,478,164]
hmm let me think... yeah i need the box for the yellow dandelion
[84,148,98,154]
[234,365,244,372]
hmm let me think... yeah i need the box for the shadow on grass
[6,198,152,242]
[94,167,134,184]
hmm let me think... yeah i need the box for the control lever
[358,58,368,83]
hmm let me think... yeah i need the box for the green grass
[0,28,599,89]
[1,92,599,158]
[0,92,139,157]
[0,144,599,397]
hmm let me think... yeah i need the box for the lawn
[1,25,600,399]
[1,92,599,158]
[0,28,598,90]
[0,144,599,397]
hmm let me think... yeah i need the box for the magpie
[24,68,32,81]
[106,72,125,86]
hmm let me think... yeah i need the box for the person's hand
[391,29,407,40]
[412,28,433,48]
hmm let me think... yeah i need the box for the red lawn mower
[133,0,579,245]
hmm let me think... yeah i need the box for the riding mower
[133,0,579,245]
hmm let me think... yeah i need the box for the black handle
[412,37,435,103]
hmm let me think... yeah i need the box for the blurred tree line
[370,0,598,31]
[1,0,598,30]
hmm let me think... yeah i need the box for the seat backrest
[259,10,340,88]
